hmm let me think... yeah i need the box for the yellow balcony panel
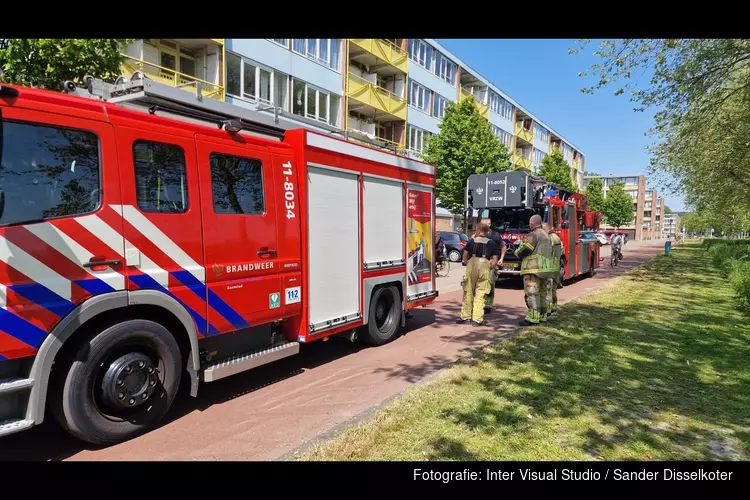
[122,54,225,101]
[347,128,406,156]
[346,73,407,121]
[515,122,534,144]
[349,39,408,74]
[210,39,225,46]
[459,88,490,120]
[513,152,532,171]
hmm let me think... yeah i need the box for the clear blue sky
[437,39,686,212]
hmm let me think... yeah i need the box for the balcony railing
[346,73,407,120]
[515,122,534,144]
[121,54,225,101]
[349,39,408,74]
[346,128,406,155]
[459,88,489,120]
[513,151,532,171]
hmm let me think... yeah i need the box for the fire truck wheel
[588,255,596,277]
[50,319,183,446]
[448,250,462,262]
[559,257,566,283]
[363,285,402,346]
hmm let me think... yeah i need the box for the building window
[489,91,513,120]
[268,39,288,47]
[492,125,513,148]
[407,125,432,154]
[0,120,101,226]
[150,39,197,78]
[292,78,341,127]
[291,39,340,71]
[533,124,550,145]
[532,148,546,167]
[409,79,430,113]
[226,52,290,111]
[432,93,450,119]
[408,39,433,70]
[434,52,456,83]
[133,140,188,214]
[209,153,265,215]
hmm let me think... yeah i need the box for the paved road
[0,241,666,461]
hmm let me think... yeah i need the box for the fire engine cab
[0,73,438,444]
[466,171,601,282]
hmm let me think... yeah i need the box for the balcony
[573,158,579,170]
[515,122,534,145]
[347,128,406,156]
[513,150,532,171]
[346,73,407,121]
[349,39,408,75]
[459,88,490,120]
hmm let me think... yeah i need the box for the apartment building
[120,39,587,190]
[663,213,682,238]
[583,174,664,241]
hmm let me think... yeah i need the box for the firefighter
[543,222,563,315]
[457,221,499,326]
[514,214,557,326]
[479,219,506,314]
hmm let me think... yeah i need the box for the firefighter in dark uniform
[482,219,506,314]
[457,222,499,326]
[514,214,557,325]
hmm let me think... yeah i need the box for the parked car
[593,233,609,245]
[439,231,469,262]
[581,232,603,245]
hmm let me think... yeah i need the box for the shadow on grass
[430,242,750,460]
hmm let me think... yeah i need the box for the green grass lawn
[302,242,750,461]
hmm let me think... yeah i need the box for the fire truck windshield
[480,206,548,234]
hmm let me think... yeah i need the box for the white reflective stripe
[0,235,71,301]
[0,283,6,309]
[132,246,171,289]
[26,222,126,291]
[114,204,206,284]
[306,132,435,175]
[75,215,125,257]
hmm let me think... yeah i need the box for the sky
[437,39,686,212]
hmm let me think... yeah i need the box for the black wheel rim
[375,291,396,333]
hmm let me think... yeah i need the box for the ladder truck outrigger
[0,72,438,445]
[465,171,602,283]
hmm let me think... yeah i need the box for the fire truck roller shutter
[362,175,405,270]
[26,289,202,425]
[306,164,362,333]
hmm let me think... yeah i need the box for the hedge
[704,239,750,309]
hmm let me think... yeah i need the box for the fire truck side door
[194,134,283,334]
[114,126,208,336]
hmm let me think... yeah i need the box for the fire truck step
[203,341,300,383]
[0,419,34,438]
[0,378,34,395]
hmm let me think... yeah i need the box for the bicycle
[435,248,450,277]
[610,244,622,267]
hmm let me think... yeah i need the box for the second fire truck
[465,171,602,282]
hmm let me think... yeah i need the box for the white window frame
[434,52,456,83]
[226,52,290,111]
[292,77,340,127]
[534,124,549,145]
[408,39,433,71]
[268,39,289,48]
[291,39,341,71]
[432,93,450,119]
[408,125,432,154]
[492,127,512,148]
[409,80,430,113]
[532,148,546,166]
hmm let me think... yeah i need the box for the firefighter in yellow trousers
[542,222,563,315]
[457,222,499,327]
[514,214,557,326]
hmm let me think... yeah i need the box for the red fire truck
[0,73,438,444]
[466,171,601,282]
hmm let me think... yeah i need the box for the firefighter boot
[520,275,542,326]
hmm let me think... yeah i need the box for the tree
[0,39,133,89]
[602,181,634,228]
[569,39,750,217]
[584,177,605,212]
[538,150,576,192]
[664,205,673,214]
[421,96,511,213]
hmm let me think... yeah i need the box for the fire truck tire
[588,255,596,277]
[559,257,566,283]
[362,285,402,346]
[49,319,182,446]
